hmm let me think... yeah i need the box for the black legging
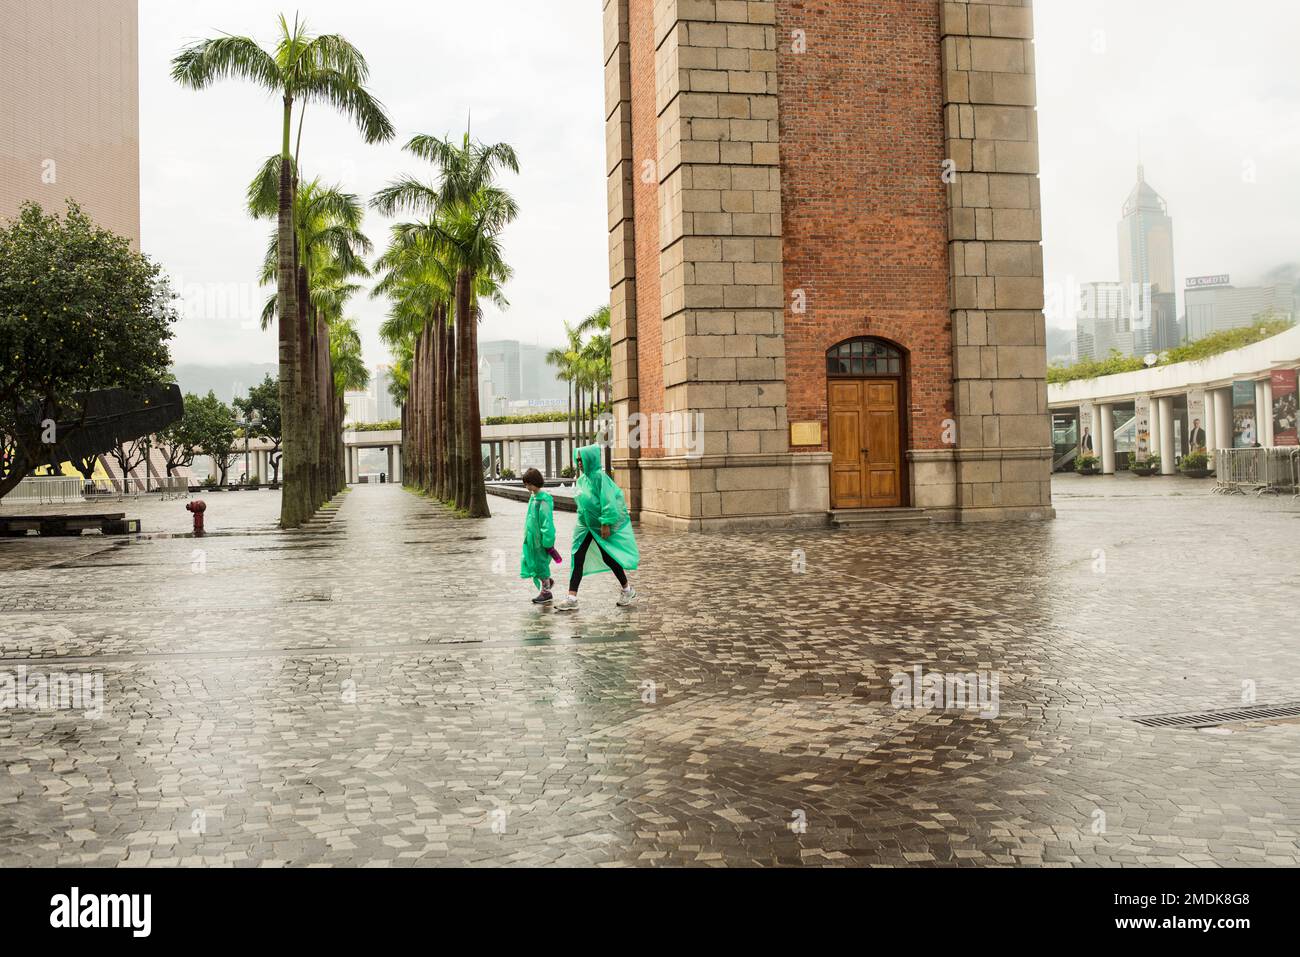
[569,532,628,592]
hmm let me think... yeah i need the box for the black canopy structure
[30,383,183,464]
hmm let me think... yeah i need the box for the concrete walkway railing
[0,476,85,506]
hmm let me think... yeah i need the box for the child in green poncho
[519,468,562,605]
[554,445,639,611]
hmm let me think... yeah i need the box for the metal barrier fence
[0,476,86,506]
[1214,448,1300,496]
[1,475,194,507]
[84,476,191,501]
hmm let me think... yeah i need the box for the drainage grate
[1127,702,1300,729]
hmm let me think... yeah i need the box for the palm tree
[373,227,456,499]
[329,316,369,485]
[578,304,612,433]
[172,14,393,527]
[373,131,519,518]
[546,322,583,460]
[254,178,372,499]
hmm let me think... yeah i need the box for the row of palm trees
[172,14,510,525]
[372,134,517,518]
[173,14,390,527]
[547,306,613,461]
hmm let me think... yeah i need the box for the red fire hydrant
[186,499,207,536]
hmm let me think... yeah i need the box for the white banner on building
[1078,401,1096,456]
[1134,396,1152,461]
[1187,392,1208,452]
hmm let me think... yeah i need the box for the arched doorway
[826,338,907,509]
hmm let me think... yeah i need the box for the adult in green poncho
[554,445,639,611]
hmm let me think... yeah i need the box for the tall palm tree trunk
[410,328,421,488]
[399,401,410,486]
[276,133,307,528]
[446,305,461,507]
[424,324,435,492]
[431,308,444,497]
[316,311,332,495]
[565,381,573,475]
[435,310,450,501]
[297,258,318,509]
[458,269,490,518]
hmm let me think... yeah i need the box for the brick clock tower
[604,0,1055,530]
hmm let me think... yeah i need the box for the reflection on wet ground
[1,476,1298,866]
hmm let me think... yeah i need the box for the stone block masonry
[605,0,1053,529]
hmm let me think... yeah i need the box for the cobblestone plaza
[1,478,1298,867]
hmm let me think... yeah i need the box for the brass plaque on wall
[790,421,822,446]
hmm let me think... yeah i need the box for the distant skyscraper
[478,340,568,408]
[373,365,395,421]
[1185,279,1296,340]
[1118,165,1178,352]
[1077,282,1134,361]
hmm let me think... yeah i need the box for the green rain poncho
[519,490,557,588]
[571,445,640,578]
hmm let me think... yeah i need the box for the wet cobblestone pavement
[1,476,1298,867]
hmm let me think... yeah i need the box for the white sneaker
[554,596,580,612]
[617,587,637,607]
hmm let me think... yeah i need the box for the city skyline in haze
[130,0,1300,369]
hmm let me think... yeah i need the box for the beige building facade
[0,0,141,247]
[604,0,1055,530]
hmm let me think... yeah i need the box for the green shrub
[1048,316,1294,385]
[1075,453,1099,472]
[483,412,569,426]
[1181,450,1210,471]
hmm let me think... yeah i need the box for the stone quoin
[604,0,1055,530]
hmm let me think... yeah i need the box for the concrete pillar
[1203,392,1216,466]
[348,446,359,484]
[1090,405,1102,460]
[394,446,402,484]
[1214,388,1233,453]
[1148,398,1161,466]
[387,446,395,481]
[1099,404,1116,474]
[1259,379,1273,446]
[1158,396,1175,474]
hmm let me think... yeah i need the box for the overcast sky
[141,0,1300,369]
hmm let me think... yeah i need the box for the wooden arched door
[827,338,905,509]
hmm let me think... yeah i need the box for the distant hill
[1045,325,1075,364]
[171,363,278,404]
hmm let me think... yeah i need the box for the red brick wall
[629,0,665,455]
[776,0,953,453]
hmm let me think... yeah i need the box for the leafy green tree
[157,393,209,476]
[109,435,153,489]
[190,391,240,484]
[172,14,393,526]
[234,374,283,482]
[0,202,176,498]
